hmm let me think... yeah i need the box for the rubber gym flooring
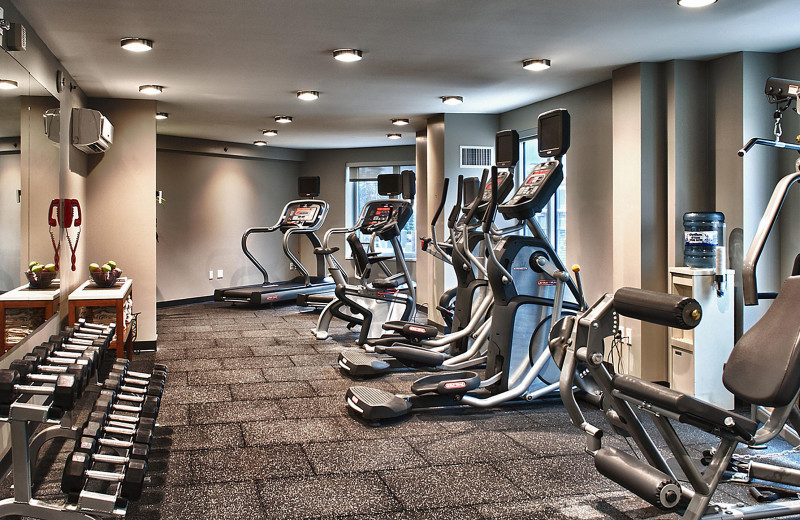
[6,301,800,519]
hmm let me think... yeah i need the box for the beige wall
[83,98,157,342]
[156,146,301,302]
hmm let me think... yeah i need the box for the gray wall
[0,152,20,292]
[501,81,614,305]
[84,98,158,342]
[156,144,301,302]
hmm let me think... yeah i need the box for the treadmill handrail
[743,170,800,305]
[241,226,275,284]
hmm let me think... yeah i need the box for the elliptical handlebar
[447,175,463,229]
[429,178,453,263]
[482,167,498,234]
[462,168,488,226]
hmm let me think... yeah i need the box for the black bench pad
[612,374,758,440]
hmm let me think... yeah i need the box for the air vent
[460,146,493,168]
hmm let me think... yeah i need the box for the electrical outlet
[208,270,213,280]
[625,327,633,345]
[217,269,223,279]
[289,262,296,270]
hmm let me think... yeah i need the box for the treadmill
[213,176,335,305]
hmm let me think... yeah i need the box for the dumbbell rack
[0,395,125,519]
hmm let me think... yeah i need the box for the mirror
[0,50,60,353]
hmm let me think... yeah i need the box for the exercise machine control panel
[280,201,327,230]
[359,199,414,239]
[463,170,514,214]
[499,160,563,220]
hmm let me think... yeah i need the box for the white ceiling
[10,0,800,150]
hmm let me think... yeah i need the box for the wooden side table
[0,284,61,352]
[68,278,134,359]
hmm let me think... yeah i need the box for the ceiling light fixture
[139,84,163,95]
[253,140,268,146]
[297,90,320,101]
[522,58,551,71]
[0,79,19,90]
[391,118,409,126]
[263,129,278,136]
[441,96,463,106]
[275,115,293,124]
[155,112,169,120]
[677,0,717,6]
[333,48,363,62]
[120,37,153,52]
[387,133,402,140]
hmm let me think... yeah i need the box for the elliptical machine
[346,112,586,423]
[312,172,417,345]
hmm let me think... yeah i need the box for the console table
[68,278,133,359]
[0,284,61,353]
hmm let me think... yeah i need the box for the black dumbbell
[103,375,163,399]
[0,369,77,410]
[94,393,160,421]
[89,410,155,433]
[22,352,93,380]
[74,431,150,461]
[32,345,98,377]
[82,416,154,446]
[62,451,148,500]
[50,332,109,352]
[111,359,168,379]
[9,359,88,397]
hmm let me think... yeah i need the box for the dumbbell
[76,318,116,334]
[82,415,155,446]
[0,369,77,411]
[104,373,164,399]
[51,331,109,352]
[32,344,99,377]
[48,334,107,362]
[9,358,88,397]
[111,359,167,380]
[89,410,155,433]
[94,393,160,421]
[62,450,148,500]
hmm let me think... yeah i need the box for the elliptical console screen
[285,205,320,225]
[365,204,393,226]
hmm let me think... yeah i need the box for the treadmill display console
[365,205,393,226]
[285,204,321,226]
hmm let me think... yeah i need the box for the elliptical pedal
[346,386,412,421]
[338,351,394,377]
[410,371,481,396]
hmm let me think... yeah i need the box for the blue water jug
[683,212,725,268]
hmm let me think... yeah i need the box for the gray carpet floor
[7,301,800,519]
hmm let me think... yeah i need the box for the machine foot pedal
[346,386,412,421]
[338,352,393,376]
[411,372,480,396]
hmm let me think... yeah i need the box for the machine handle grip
[482,166,498,233]
[447,175,463,229]
[431,178,449,226]
[613,287,701,330]
[463,168,488,226]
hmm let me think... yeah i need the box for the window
[346,163,417,260]
[517,135,567,261]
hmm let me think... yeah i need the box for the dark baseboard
[133,340,157,352]
[156,295,213,308]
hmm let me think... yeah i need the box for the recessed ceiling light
[120,38,153,52]
[275,115,293,124]
[263,129,278,136]
[677,0,717,6]
[392,118,410,126]
[441,96,463,106]
[387,133,402,140]
[155,112,169,120]
[139,84,163,95]
[297,90,320,101]
[522,59,551,71]
[0,79,19,90]
[253,140,268,147]
[333,48,363,62]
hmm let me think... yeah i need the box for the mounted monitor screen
[298,176,321,197]
[495,130,520,168]
[538,108,570,158]
[377,173,402,196]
